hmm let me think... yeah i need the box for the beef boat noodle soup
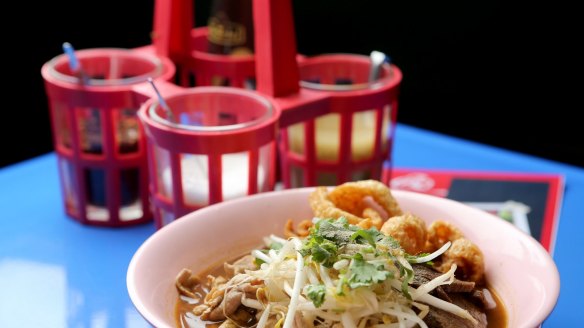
[174,180,507,328]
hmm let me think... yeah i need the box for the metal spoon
[147,77,177,123]
[368,50,387,82]
[62,42,90,85]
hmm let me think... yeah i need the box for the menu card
[386,168,564,255]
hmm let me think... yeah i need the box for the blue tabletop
[1,124,582,327]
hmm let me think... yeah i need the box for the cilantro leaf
[348,253,391,288]
[300,237,338,267]
[350,228,381,247]
[376,234,402,252]
[311,241,338,266]
[315,218,357,246]
[306,284,327,308]
[398,262,414,300]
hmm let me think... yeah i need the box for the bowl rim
[127,187,560,328]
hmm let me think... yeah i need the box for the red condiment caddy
[41,0,402,227]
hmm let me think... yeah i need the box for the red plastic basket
[138,86,280,228]
[41,48,176,226]
[278,54,402,187]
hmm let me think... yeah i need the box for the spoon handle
[368,50,387,82]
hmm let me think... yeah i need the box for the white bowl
[127,188,559,328]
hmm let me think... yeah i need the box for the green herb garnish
[306,284,327,307]
[300,217,415,299]
[347,253,391,288]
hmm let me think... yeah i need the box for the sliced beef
[175,268,200,298]
[411,264,489,328]
[412,264,475,294]
[207,290,243,321]
[199,274,262,324]
[423,294,487,328]
[444,280,476,293]
[470,288,498,310]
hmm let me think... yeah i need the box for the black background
[2,0,581,168]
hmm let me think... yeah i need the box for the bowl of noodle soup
[127,184,559,328]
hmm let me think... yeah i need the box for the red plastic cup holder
[277,53,403,188]
[41,48,176,226]
[138,86,280,229]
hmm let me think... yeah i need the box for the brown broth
[486,286,508,328]
[175,256,508,328]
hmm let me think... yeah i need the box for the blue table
[1,124,581,327]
